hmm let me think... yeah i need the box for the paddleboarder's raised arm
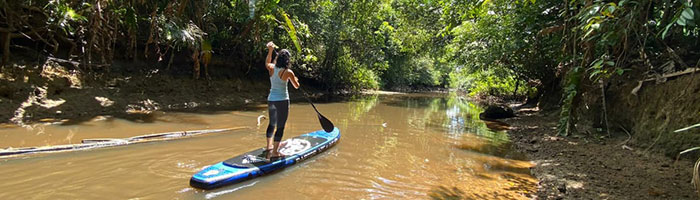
[265,42,276,72]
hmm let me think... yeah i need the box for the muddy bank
[607,72,700,157]
[501,110,697,199]
[0,61,323,125]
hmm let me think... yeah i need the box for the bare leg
[272,141,282,157]
[266,136,274,159]
[265,101,277,159]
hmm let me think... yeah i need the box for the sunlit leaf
[280,9,302,54]
[677,17,687,26]
[482,0,492,7]
[591,59,604,69]
[619,0,628,6]
[682,8,695,20]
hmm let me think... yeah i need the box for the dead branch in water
[0,127,249,158]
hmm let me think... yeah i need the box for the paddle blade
[310,102,334,132]
[317,113,334,132]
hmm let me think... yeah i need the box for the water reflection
[371,93,509,142]
[332,93,535,199]
[345,94,379,122]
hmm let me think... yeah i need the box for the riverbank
[502,109,697,199]
[0,61,330,126]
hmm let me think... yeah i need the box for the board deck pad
[223,136,327,168]
[190,128,340,190]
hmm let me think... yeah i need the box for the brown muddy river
[0,93,536,199]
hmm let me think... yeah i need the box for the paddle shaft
[298,87,335,132]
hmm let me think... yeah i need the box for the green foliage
[437,0,698,135]
[352,67,381,91]
[332,47,381,91]
[664,2,700,38]
[558,66,583,136]
[588,55,619,81]
[280,10,302,54]
[158,18,204,51]
[2,0,698,104]
[449,68,533,97]
[442,0,559,96]
[45,0,89,34]
[384,55,442,88]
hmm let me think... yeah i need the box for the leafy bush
[449,67,534,97]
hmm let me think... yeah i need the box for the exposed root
[618,125,633,147]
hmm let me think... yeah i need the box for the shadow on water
[40,92,350,127]
[22,91,403,128]
[482,120,511,132]
[58,111,215,126]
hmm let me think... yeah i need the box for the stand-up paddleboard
[190,128,340,189]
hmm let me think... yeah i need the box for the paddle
[298,87,335,133]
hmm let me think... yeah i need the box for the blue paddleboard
[190,128,340,189]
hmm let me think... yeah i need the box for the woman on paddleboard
[264,41,300,160]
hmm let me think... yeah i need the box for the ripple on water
[204,181,259,199]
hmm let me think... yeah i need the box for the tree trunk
[132,29,138,62]
[1,32,9,67]
[192,50,200,79]
[167,49,175,71]
[144,8,158,59]
[177,0,190,15]
[513,79,520,97]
